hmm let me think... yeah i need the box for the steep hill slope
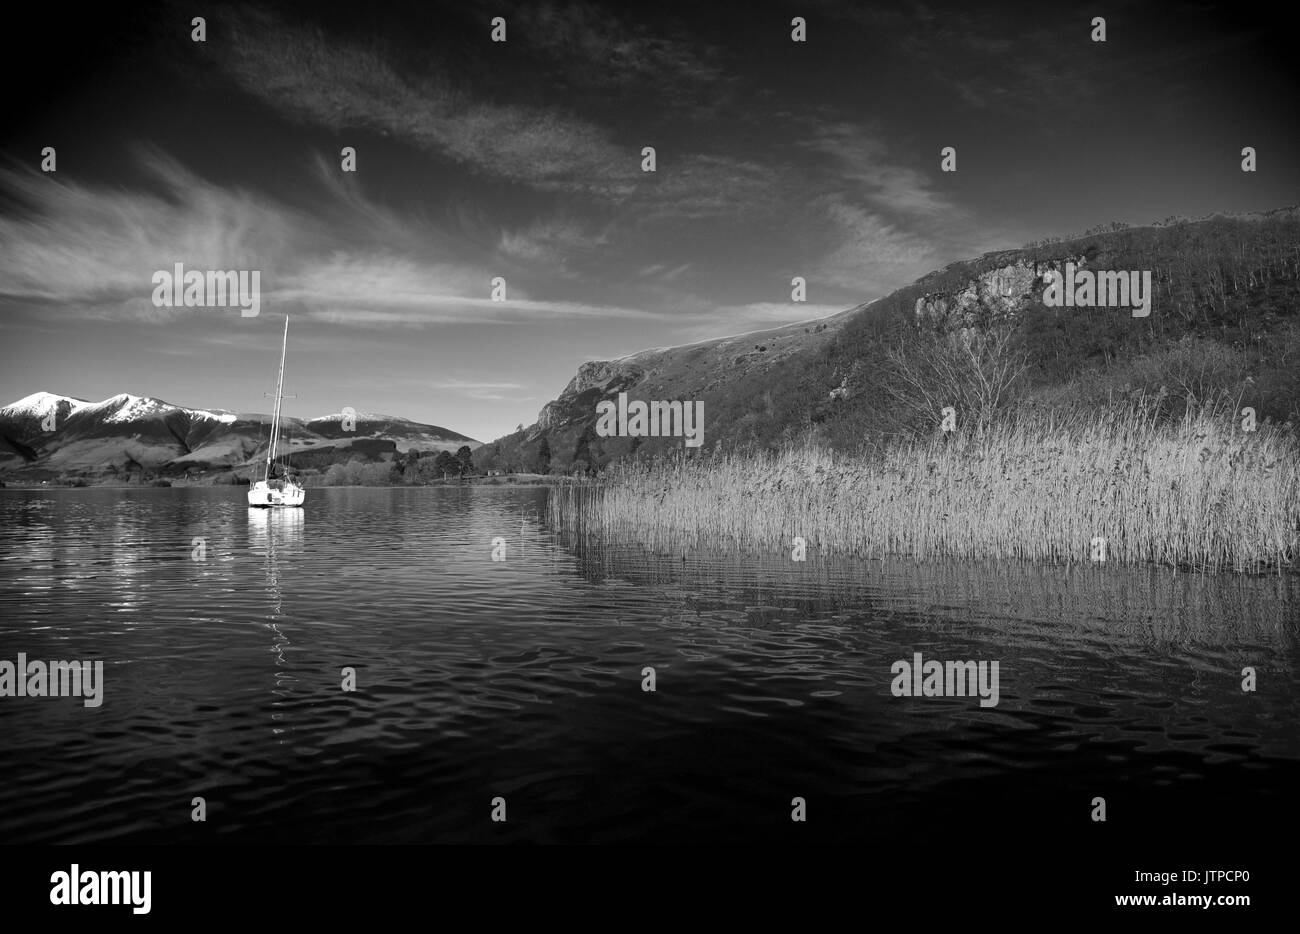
[476,208,1300,473]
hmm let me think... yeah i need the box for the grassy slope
[482,209,1300,473]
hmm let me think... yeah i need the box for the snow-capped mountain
[0,391,92,421]
[0,391,480,478]
[74,393,238,425]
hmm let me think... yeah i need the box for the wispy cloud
[774,118,991,297]
[797,122,955,219]
[217,9,639,198]
[819,0,1258,115]
[675,301,852,342]
[211,6,773,222]
[304,297,661,327]
[0,149,662,327]
[505,0,728,97]
[425,378,534,402]
[497,216,609,277]
[637,262,692,282]
[812,196,948,295]
[0,4,1026,356]
[0,149,300,310]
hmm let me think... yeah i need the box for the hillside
[475,208,1300,473]
[0,392,480,482]
[479,306,861,473]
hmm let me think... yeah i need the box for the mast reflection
[248,506,304,738]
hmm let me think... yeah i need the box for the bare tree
[883,326,1029,434]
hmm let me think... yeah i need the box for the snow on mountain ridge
[1,394,471,435]
[1,392,238,425]
[93,394,171,423]
[307,411,408,423]
[0,392,91,419]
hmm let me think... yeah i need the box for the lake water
[1,486,1297,845]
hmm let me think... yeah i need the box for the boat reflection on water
[247,506,305,737]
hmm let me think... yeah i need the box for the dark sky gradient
[2,0,1296,441]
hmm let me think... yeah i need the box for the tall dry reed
[548,399,1300,572]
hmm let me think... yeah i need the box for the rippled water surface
[1,487,1297,844]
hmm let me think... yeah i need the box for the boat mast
[264,315,289,484]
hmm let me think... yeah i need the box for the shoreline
[0,473,563,490]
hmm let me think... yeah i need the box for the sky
[1,0,1297,443]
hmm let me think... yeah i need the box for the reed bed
[548,400,1300,572]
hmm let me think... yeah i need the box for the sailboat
[247,316,306,508]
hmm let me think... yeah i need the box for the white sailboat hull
[248,315,306,510]
[247,480,306,508]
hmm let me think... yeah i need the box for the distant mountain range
[476,207,1300,473]
[0,391,479,481]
